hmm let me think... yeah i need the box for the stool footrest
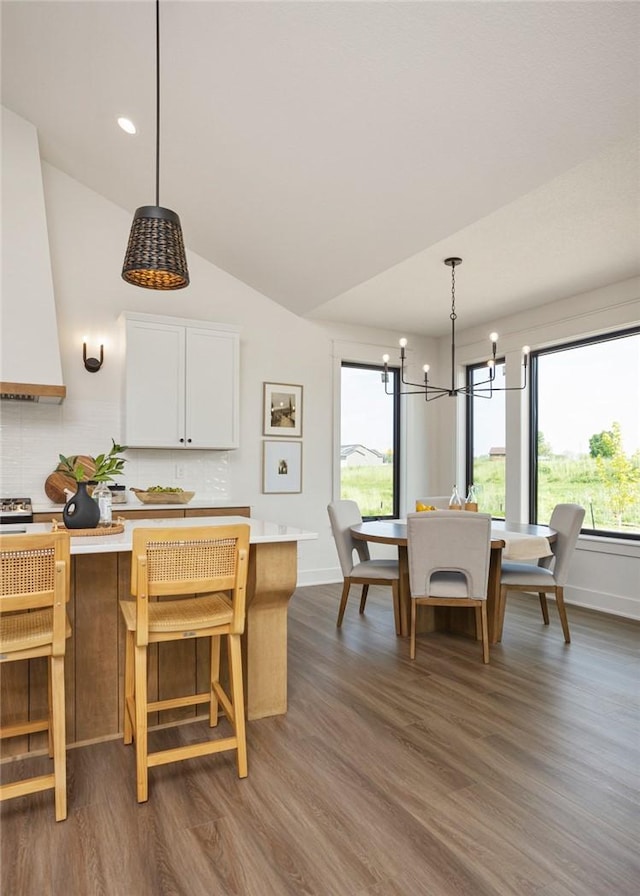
[0,718,49,740]
[148,692,210,713]
[0,772,55,802]
[147,736,238,768]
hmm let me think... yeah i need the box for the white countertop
[3,516,318,554]
[32,497,250,514]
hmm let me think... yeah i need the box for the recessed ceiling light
[117,117,136,135]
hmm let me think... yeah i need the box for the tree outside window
[533,330,640,537]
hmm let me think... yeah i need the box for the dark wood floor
[2,584,639,896]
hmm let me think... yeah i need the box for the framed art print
[262,440,302,493]
[263,382,303,437]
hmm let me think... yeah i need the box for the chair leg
[474,606,482,640]
[359,584,369,614]
[336,579,351,627]
[496,585,509,642]
[479,602,490,664]
[555,586,571,644]
[410,599,417,659]
[134,644,149,803]
[47,656,54,758]
[227,634,248,778]
[50,654,67,821]
[123,629,134,745]
[391,580,401,635]
[538,592,550,625]
[210,635,221,727]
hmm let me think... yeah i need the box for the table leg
[397,544,410,636]
[244,541,298,720]
[487,544,504,644]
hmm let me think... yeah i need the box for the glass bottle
[465,484,478,512]
[449,485,463,510]
[92,481,112,527]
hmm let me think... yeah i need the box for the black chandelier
[122,0,189,290]
[383,257,529,401]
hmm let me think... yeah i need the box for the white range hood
[1,106,66,402]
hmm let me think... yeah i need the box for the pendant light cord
[155,0,160,207]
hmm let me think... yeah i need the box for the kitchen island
[1,516,317,757]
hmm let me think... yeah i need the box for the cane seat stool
[119,524,250,803]
[0,531,72,821]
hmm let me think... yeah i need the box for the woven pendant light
[122,0,189,290]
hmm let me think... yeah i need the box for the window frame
[529,326,640,540]
[341,360,400,521]
[465,357,507,520]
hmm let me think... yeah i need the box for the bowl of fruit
[130,486,195,505]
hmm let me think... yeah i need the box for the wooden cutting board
[44,455,96,504]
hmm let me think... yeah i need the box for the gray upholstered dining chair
[497,503,585,643]
[407,510,492,663]
[327,500,400,631]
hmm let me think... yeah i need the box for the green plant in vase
[58,439,128,483]
[58,440,128,529]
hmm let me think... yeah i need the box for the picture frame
[263,382,303,437]
[262,440,302,494]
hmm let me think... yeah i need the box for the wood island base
[0,541,299,757]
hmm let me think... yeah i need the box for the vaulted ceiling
[2,1,639,335]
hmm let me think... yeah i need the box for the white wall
[0,148,439,586]
[1,113,638,618]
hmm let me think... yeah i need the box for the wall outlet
[175,463,185,480]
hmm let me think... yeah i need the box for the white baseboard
[564,586,640,621]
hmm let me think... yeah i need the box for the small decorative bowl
[130,489,195,505]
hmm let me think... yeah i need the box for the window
[340,362,399,519]
[532,328,640,538]
[466,360,507,518]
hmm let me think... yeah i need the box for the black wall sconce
[83,342,104,373]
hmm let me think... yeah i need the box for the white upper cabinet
[120,313,239,449]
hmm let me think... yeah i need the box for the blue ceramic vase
[62,481,100,529]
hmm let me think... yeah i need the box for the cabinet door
[185,327,239,449]
[124,320,185,448]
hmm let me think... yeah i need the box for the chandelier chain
[450,262,457,322]
[155,0,160,207]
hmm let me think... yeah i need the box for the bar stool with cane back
[120,524,250,803]
[0,531,71,821]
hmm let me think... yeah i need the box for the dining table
[350,518,557,643]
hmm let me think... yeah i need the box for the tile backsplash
[0,398,232,503]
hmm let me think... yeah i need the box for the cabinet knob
[179,438,184,443]
[187,438,192,444]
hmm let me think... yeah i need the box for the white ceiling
[2,1,639,336]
